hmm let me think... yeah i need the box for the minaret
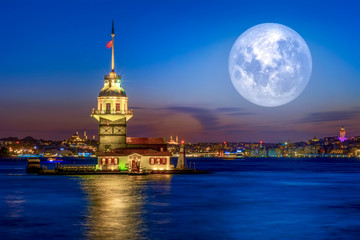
[91,21,133,152]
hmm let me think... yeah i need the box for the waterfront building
[91,21,173,171]
[354,149,360,158]
[99,137,172,171]
[304,145,317,155]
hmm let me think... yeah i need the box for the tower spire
[111,20,115,72]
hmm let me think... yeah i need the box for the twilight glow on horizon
[0,0,359,143]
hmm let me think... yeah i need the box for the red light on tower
[181,140,185,144]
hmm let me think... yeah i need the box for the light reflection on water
[79,175,173,240]
[1,158,360,239]
[5,191,25,218]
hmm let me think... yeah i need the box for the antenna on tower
[112,19,114,35]
[111,20,115,72]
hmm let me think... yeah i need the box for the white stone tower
[91,20,133,152]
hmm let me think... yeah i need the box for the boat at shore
[47,157,63,162]
[223,155,243,160]
[223,149,244,160]
[26,158,42,173]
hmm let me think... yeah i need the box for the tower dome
[98,71,127,97]
[99,87,126,97]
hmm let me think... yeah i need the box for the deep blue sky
[0,0,359,142]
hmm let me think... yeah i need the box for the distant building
[304,145,317,154]
[329,149,346,156]
[84,131,88,140]
[309,136,319,143]
[167,136,179,145]
[354,149,360,158]
[267,148,282,157]
[66,131,84,145]
[339,126,346,142]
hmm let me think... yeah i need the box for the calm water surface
[0,157,360,240]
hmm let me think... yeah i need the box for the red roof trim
[98,148,172,157]
[126,137,165,145]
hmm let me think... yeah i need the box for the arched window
[106,103,111,113]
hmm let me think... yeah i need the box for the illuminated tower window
[116,103,120,111]
[106,103,110,113]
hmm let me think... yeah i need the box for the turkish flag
[106,40,113,49]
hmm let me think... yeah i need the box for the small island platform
[29,163,210,175]
[37,168,211,175]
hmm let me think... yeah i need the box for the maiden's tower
[91,21,133,152]
[91,21,173,172]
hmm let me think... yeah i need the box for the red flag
[106,40,113,49]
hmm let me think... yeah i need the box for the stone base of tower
[98,117,127,152]
[98,136,126,152]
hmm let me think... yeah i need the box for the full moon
[229,23,312,107]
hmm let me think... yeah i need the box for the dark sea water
[1,157,360,240]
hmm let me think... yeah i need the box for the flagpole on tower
[111,20,115,71]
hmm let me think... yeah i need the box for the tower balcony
[92,109,133,115]
[91,109,133,122]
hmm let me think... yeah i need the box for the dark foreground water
[1,157,360,240]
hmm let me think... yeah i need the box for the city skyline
[0,0,359,142]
